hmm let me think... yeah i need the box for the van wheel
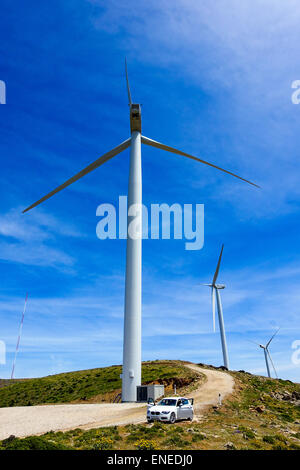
[169,413,176,424]
[147,419,152,423]
[188,415,193,421]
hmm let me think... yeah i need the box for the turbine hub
[130,103,142,133]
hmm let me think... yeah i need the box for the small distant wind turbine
[204,244,229,369]
[11,293,28,380]
[250,329,279,378]
[23,61,259,401]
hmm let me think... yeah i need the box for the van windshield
[157,399,177,406]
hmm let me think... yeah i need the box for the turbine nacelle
[130,103,142,133]
[203,283,225,289]
[215,284,225,290]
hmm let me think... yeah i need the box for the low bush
[239,426,256,440]
[191,433,206,442]
[126,422,166,442]
[91,437,114,450]
[1,435,71,450]
[163,435,189,447]
[135,439,157,450]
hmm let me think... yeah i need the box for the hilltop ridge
[0,361,299,450]
[0,360,201,407]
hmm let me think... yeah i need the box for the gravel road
[0,364,234,440]
[185,364,234,414]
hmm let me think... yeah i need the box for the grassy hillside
[228,368,300,425]
[0,360,200,407]
[1,364,299,450]
[0,379,28,389]
[190,366,300,450]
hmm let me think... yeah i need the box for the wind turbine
[23,61,259,401]
[250,329,279,378]
[204,244,229,369]
[11,293,28,379]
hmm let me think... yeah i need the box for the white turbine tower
[23,61,259,401]
[250,329,279,378]
[204,244,229,369]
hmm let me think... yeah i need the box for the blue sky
[0,0,300,381]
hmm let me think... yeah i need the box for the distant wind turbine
[204,244,229,369]
[250,329,279,378]
[23,61,259,401]
[11,293,28,380]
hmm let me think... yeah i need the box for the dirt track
[0,364,234,440]
[185,364,234,415]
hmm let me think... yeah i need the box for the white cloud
[0,241,74,268]
[89,1,300,220]
[0,208,83,268]
[0,207,83,241]
[1,258,299,380]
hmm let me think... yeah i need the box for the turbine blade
[212,287,216,333]
[125,58,132,105]
[266,348,278,378]
[247,339,261,347]
[23,138,131,213]
[212,244,224,285]
[141,135,260,188]
[266,328,280,348]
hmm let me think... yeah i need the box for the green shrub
[272,443,288,450]
[279,412,294,423]
[239,426,255,440]
[91,437,113,450]
[191,433,206,442]
[263,435,276,444]
[249,440,263,449]
[288,442,300,450]
[263,434,286,445]
[1,436,71,450]
[170,425,185,434]
[126,423,165,442]
[163,435,189,447]
[135,439,157,450]
[273,434,287,443]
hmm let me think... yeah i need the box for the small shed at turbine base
[137,384,165,402]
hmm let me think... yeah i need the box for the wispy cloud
[0,207,83,240]
[1,258,299,380]
[90,0,300,219]
[0,208,83,268]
